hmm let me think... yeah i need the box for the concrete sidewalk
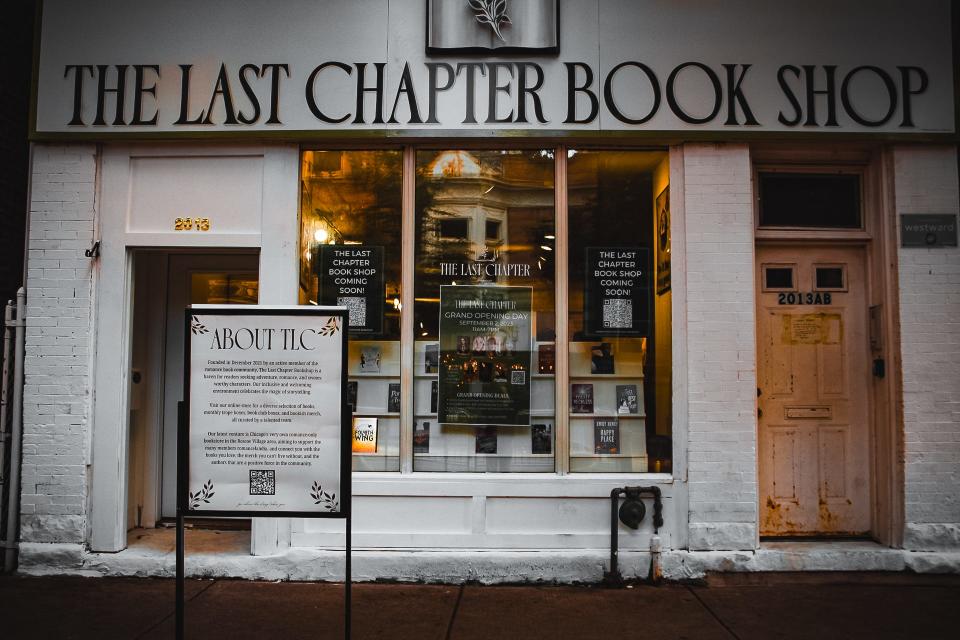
[1,574,958,639]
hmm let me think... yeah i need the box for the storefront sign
[316,245,385,335]
[32,1,955,137]
[584,247,649,337]
[437,285,532,426]
[184,306,349,517]
[900,214,958,247]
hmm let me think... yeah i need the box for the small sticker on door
[781,313,842,345]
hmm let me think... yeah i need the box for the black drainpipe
[603,486,663,586]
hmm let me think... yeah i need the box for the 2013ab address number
[778,292,833,305]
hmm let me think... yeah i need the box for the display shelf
[349,373,401,379]
[570,453,647,460]
[569,413,646,419]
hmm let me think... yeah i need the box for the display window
[300,150,403,471]
[300,147,672,474]
[414,150,556,471]
[567,150,671,473]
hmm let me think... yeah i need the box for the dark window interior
[486,220,501,240]
[816,267,845,290]
[438,218,469,240]
[765,267,794,289]
[759,172,861,228]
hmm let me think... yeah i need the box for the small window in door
[758,172,862,229]
[762,264,797,291]
[814,265,847,291]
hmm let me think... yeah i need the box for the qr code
[511,370,526,385]
[249,469,275,496]
[338,296,366,327]
[603,299,633,329]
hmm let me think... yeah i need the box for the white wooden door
[160,253,259,518]
[757,245,871,535]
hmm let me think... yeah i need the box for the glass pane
[190,273,259,304]
[759,173,861,228]
[567,150,671,473]
[764,267,794,290]
[815,266,845,290]
[300,150,402,471]
[414,149,556,472]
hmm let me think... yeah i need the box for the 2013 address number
[174,217,211,231]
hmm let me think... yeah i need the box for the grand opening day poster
[186,307,346,515]
[437,285,532,426]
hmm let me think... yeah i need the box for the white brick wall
[19,144,97,544]
[894,145,960,552]
[682,144,758,550]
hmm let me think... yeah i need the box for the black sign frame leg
[345,514,352,640]
[176,400,187,640]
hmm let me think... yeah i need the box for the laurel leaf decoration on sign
[318,316,340,336]
[188,479,215,509]
[310,480,340,512]
[468,0,512,42]
[190,316,209,335]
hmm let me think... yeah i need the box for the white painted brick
[19,143,97,545]
[894,145,960,552]
[683,144,758,551]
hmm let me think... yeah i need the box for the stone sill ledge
[16,540,960,583]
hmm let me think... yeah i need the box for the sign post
[176,305,351,639]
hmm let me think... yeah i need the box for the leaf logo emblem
[468,0,512,42]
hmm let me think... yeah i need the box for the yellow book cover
[352,417,378,454]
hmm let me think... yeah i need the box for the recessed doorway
[127,251,259,529]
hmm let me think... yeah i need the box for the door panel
[758,245,870,536]
[160,253,259,518]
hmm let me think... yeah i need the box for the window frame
[753,164,871,241]
[298,144,675,478]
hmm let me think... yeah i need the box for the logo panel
[427,0,559,54]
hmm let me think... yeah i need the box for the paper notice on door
[781,313,842,345]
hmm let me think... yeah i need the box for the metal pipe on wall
[2,288,26,573]
[1,299,13,489]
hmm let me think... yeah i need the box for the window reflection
[414,150,556,472]
[300,150,403,471]
[567,150,672,473]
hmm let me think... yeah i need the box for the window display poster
[437,285,532,426]
[655,188,671,294]
[584,247,649,336]
[185,306,348,517]
[316,245,384,335]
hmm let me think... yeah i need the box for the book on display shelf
[352,417,378,454]
[531,423,552,454]
[593,418,620,454]
[387,383,401,413]
[571,383,594,414]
